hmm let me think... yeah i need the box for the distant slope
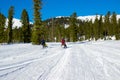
[5,18,33,28]
[56,15,120,21]
[77,15,120,21]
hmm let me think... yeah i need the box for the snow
[5,18,33,28]
[0,40,120,80]
[5,18,22,28]
[77,15,99,22]
[77,15,120,22]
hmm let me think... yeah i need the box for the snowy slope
[56,15,120,21]
[5,18,33,28]
[0,41,120,80]
[77,15,98,21]
[5,18,22,28]
[77,15,120,22]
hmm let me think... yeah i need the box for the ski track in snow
[0,41,120,80]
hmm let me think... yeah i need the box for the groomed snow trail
[0,41,120,80]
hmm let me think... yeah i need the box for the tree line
[0,0,120,44]
[0,6,31,44]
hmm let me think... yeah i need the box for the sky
[0,0,120,21]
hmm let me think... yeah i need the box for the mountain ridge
[5,15,120,28]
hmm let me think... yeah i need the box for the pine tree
[111,12,117,38]
[84,20,92,40]
[98,15,104,39]
[88,20,93,40]
[104,11,111,40]
[93,15,99,40]
[7,6,14,44]
[21,9,31,43]
[65,27,71,42]
[77,20,85,41]
[55,24,65,42]
[69,12,78,42]
[13,27,19,42]
[0,13,6,43]
[18,27,23,42]
[32,0,42,44]
[116,19,120,40]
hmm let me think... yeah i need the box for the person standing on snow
[61,38,67,48]
[41,39,47,48]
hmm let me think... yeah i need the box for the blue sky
[0,0,120,21]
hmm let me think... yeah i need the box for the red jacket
[61,39,65,45]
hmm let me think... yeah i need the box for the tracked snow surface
[0,40,120,80]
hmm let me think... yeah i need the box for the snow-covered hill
[0,40,120,80]
[5,18,33,28]
[77,15,120,22]
[77,15,98,21]
[56,15,120,21]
